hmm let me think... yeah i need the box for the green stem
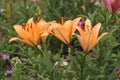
[38,43,53,74]
[80,52,87,79]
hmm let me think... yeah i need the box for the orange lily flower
[75,19,108,52]
[9,17,51,46]
[50,17,81,45]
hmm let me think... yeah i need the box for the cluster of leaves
[0,0,120,80]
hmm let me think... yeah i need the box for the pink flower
[32,0,40,2]
[103,0,120,13]
[78,18,85,30]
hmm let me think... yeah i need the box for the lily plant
[9,17,52,47]
[74,19,108,52]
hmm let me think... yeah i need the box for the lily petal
[13,25,28,39]
[51,27,69,44]
[97,32,109,43]
[9,37,33,45]
[87,23,101,51]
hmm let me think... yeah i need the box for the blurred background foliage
[0,0,120,80]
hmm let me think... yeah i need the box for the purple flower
[5,70,13,76]
[76,47,83,52]
[6,70,13,74]
[0,53,9,60]
[6,61,11,67]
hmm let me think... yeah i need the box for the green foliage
[0,0,120,80]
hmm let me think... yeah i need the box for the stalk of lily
[103,0,120,14]
[49,17,82,57]
[74,19,108,52]
[72,18,108,79]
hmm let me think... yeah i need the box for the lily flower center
[22,23,33,32]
